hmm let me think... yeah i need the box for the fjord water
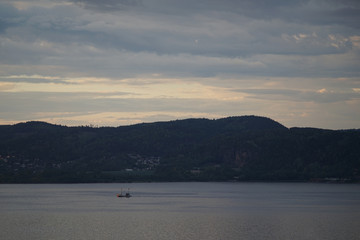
[1,182,360,240]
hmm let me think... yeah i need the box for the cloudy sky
[0,0,359,129]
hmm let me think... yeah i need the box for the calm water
[1,182,360,240]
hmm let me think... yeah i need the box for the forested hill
[0,116,359,183]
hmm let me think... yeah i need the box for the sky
[0,0,359,129]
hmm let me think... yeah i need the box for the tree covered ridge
[0,116,359,183]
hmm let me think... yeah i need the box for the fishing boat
[117,188,131,198]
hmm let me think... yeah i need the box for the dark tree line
[0,116,359,183]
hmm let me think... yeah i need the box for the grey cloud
[70,0,142,11]
[0,0,359,81]
[0,76,66,84]
[233,0,360,29]
[1,0,358,62]
[0,3,24,33]
[68,0,360,29]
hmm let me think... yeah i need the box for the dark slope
[0,116,359,183]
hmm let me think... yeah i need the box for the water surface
[1,182,359,240]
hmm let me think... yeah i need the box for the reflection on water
[1,182,360,240]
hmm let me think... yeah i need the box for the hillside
[0,116,359,183]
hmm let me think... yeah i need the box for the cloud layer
[0,0,359,128]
